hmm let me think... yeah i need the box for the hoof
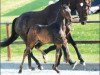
[29,66,35,70]
[72,61,78,69]
[18,69,22,73]
[44,61,47,63]
[80,61,86,66]
[52,65,60,73]
[31,67,35,70]
[38,65,43,70]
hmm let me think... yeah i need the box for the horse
[0,0,91,70]
[18,4,72,73]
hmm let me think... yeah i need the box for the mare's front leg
[67,33,85,65]
[43,45,56,54]
[62,44,78,69]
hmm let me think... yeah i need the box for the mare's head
[60,0,91,25]
[76,0,91,25]
[61,4,71,25]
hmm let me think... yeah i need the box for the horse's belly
[39,36,52,43]
[38,31,52,43]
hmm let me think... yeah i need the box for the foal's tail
[0,18,19,47]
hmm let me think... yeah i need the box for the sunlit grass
[1,0,34,16]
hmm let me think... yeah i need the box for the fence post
[6,24,11,61]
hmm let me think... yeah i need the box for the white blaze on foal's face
[80,3,84,7]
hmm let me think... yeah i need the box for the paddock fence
[0,20,100,61]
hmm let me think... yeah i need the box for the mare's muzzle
[79,17,87,25]
[80,20,87,25]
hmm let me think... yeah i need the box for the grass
[1,0,100,63]
[1,0,50,16]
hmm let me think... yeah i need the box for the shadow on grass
[3,0,49,16]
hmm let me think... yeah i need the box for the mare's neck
[48,9,64,30]
[60,0,76,12]
[70,0,76,11]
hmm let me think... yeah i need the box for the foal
[19,5,71,73]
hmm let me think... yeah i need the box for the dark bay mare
[0,0,91,70]
[18,5,72,73]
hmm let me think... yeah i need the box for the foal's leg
[19,37,34,70]
[20,36,34,70]
[56,49,62,66]
[67,33,85,65]
[52,45,62,73]
[62,44,70,62]
[27,29,42,70]
[19,47,30,73]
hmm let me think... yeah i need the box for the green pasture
[1,0,100,63]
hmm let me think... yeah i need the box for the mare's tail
[0,18,19,47]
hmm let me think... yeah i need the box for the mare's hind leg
[28,50,42,70]
[28,52,35,70]
[28,47,42,70]
[67,33,85,65]
[35,42,46,63]
[29,52,43,70]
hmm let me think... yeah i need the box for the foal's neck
[54,10,64,25]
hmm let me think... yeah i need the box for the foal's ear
[61,4,67,9]
[61,4,65,9]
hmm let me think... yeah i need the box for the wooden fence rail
[0,20,100,25]
[0,20,100,61]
